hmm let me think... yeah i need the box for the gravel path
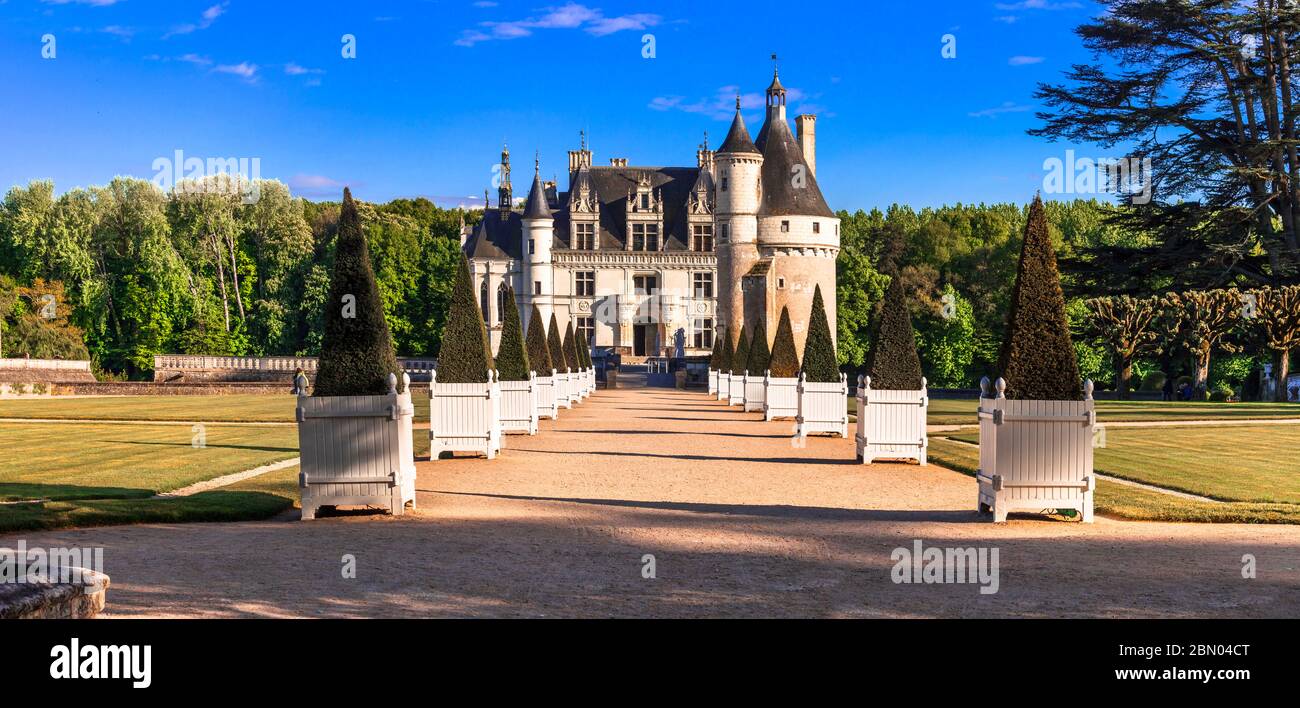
[5,387,1298,618]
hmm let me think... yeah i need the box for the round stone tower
[713,96,763,346]
[522,156,555,327]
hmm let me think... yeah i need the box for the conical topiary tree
[562,320,580,372]
[313,188,403,396]
[547,313,566,372]
[864,275,924,390]
[801,285,840,383]
[526,305,553,375]
[769,306,799,378]
[746,317,771,376]
[719,327,735,374]
[494,285,529,381]
[707,334,724,369]
[435,252,495,384]
[732,326,751,375]
[997,195,1082,400]
[576,328,592,368]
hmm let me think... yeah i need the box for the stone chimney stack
[796,114,817,176]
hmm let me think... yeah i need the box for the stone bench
[0,567,111,619]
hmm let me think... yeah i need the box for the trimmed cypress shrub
[746,318,771,375]
[576,329,592,368]
[769,306,799,378]
[494,285,529,381]
[864,275,924,390]
[547,313,567,372]
[707,334,724,369]
[525,305,554,374]
[996,195,1083,400]
[434,252,496,384]
[313,188,403,396]
[732,326,750,375]
[562,320,580,372]
[800,285,840,383]
[719,326,735,374]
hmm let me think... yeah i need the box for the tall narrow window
[480,280,490,325]
[692,272,714,298]
[692,224,714,252]
[812,222,820,234]
[576,317,595,346]
[497,283,509,325]
[693,318,714,349]
[573,222,596,250]
[576,271,595,297]
[534,281,542,295]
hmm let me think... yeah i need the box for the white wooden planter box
[976,377,1095,523]
[564,368,582,405]
[796,373,849,439]
[296,373,416,520]
[579,367,592,398]
[855,375,928,465]
[429,370,502,459]
[743,373,766,412]
[534,369,559,420]
[763,375,799,420]
[708,369,718,396]
[717,372,730,401]
[555,371,573,409]
[499,373,539,435]
[727,370,745,406]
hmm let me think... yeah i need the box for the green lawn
[926,434,1300,524]
[0,394,430,423]
[0,422,299,502]
[0,465,301,533]
[847,397,1300,426]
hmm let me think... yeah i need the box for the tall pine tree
[801,285,840,383]
[525,305,553,375]
[435,252,495,384]
[562,320,580,372]
[746,317,771,376]
[494,285,529,381]
[864,275,924,390]
[313,188,402,396]
[769,306,800,378]
[997,195,1082,400]
[547,313,567,372]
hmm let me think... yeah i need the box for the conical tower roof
[717,96,760,155]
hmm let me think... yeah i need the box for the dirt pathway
[5,387,1298,618]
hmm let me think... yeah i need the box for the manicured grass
[848,397,1300,425]
[926,436,1300,524]
[0,422,299,501]
[942,425,1300,504]
[0,394,431,423]
[0,466,300,533]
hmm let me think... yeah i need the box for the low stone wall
[152,355,437,383]
[0,358,96,384]
[42,380,432,397]
[0,567,110,619]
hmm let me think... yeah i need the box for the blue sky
[0,0,1104,211]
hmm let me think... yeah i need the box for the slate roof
[753,113,835,218]
[523,173,551,219]
[718,109,760,155]
[464,210,523,260]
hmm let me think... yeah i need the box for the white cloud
[994,1,1081,9]
[285,63,324,76]
[455,3,661,46]
[649,84,813,121]
[1008,55,1044,65]
[102,25,134,39]
[288,174,345,191]
[213,62,258,82]
[42,0,124,6]
[179,53,213,66]
[165,2,229,38]
[995,15,1018,23]
[968,101,1033,118]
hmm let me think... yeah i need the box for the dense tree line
[0,178,466,377]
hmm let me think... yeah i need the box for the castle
[462,69,839,359]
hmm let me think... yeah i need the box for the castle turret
[713,95,763,344]
[522,155,555,327]
[753,69,840,357]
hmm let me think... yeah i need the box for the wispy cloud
[455,3,661,46]
[472,1,498,6]
[1008,55,1044,66]
[288,174,348,197]
[42,0,125,6]
[102,25,135,40]
[285,63,323,76]
[994,0,1081,9]
[994,15,1018,24]
[968,101,1033,118]
[213,62,258,83]
[164,2,229,38]
[179,53,213,66]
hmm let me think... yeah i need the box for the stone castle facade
[462,69,839,359]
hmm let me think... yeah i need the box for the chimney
[609,158,628,167]
[796,114,817,176]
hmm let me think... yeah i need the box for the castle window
[693,272,714,298]
[720,222,730,242]
[480,280,491,324]
[693,318,714,350]
[777,277,786,290]
[534,281,542,295]
[529,238,535,255]
[576,271,595,297]
[813,222,820,234]
[631,223,659,251]
[573,222,596,250]
[692,224,714,252]
[640,193,650,210]
[781,220,790,233]
[721,176,729,192]
[497,283,510,325]
[576,317,595,347]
